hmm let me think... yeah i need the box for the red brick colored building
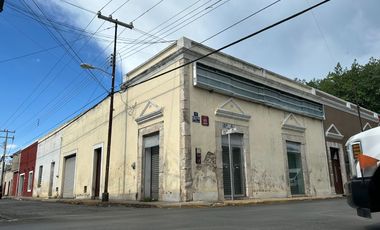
[18,142,38,197]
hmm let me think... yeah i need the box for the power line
[0,37,89,64]
[1,12,106,128]
[110,0,131,15]
[131,0,164,23]
[29,0,108,93]
[121,0,229,58]
[31,0,84,63]
[99,0,114,12]
[124,0,279,59]
[14,75,92,133]
[0,129,15,198]
[305,0,337,65]
[19,1,76,60]
[17,93,108,150]
[117,0,204,54]
[59,0,97,14]
[1,1,111,128]
[27,0,109,91]
[132,27,168,42]
[200,0,281,44]
[124,0,331,90]
[7,3,119,41]
[119,0,215,54]
[2,1,121,146]
[1,53,68,128]
[119,0,224,57]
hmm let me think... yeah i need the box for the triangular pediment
[215,98,251,121]
[363,122,372,131]
[135,100,163,124]
[282,113,305,132]
[325,124,344,140]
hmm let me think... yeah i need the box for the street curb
[3,195,344,209]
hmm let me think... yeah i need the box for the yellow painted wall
[60,93,127,199]
[124,60,182,201]
[58,55,183,200]
[55,37,331,202]
[188,60,331,200]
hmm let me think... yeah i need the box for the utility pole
[0,0,4,12]
[352,85,363,132]
[356,104,364,132]
[0,129,15,198]
[97,12,133,202]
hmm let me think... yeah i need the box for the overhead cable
[124,0,331,89]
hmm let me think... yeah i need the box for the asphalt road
[0,198,379,230]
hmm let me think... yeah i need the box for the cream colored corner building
[44,37,332,202]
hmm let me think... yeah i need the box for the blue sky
[1,0,379,153]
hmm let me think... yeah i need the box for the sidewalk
[8,195,343,208]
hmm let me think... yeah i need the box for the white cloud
[3,144,18,153]
[41,0,380,81]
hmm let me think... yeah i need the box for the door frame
[92,143,103,199]
[143,144,160,200]
[325,142,347,194]
[282,132,310,197]
[221,132,245,200]
[18,173,25,197]
[48,161,55,197]
[137,123,164,201]
[61,151,77,198]
[285,141,306,195]
[329,147,343,194]
[215,122,250,201]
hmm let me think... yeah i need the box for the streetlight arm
[80,63,112,77]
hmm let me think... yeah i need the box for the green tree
[306,58,380,112]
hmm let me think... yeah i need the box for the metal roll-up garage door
[150,146,159,201]
[63,155,76,198]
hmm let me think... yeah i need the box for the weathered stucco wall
[59,93,126,199]
[33,131,62,198]
[187,59,331,201]
[54,42,183,201]
[3,169,13,196]
[36,37,336,202]
[124,59,182,201]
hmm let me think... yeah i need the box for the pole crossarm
[97,12,134,29]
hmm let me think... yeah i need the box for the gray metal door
[63,155,76,198]
[232,147,244,195]
[150,146,159,200]
[222,146,231,196]
[143,133,159,201]
[222,133,244,198]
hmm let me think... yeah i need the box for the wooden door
[330,147,343,194]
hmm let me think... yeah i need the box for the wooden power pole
[97,12,133,202]
[0,129,15,198]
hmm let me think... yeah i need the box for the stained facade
[33,130,62,198]
[5,37,379,202]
